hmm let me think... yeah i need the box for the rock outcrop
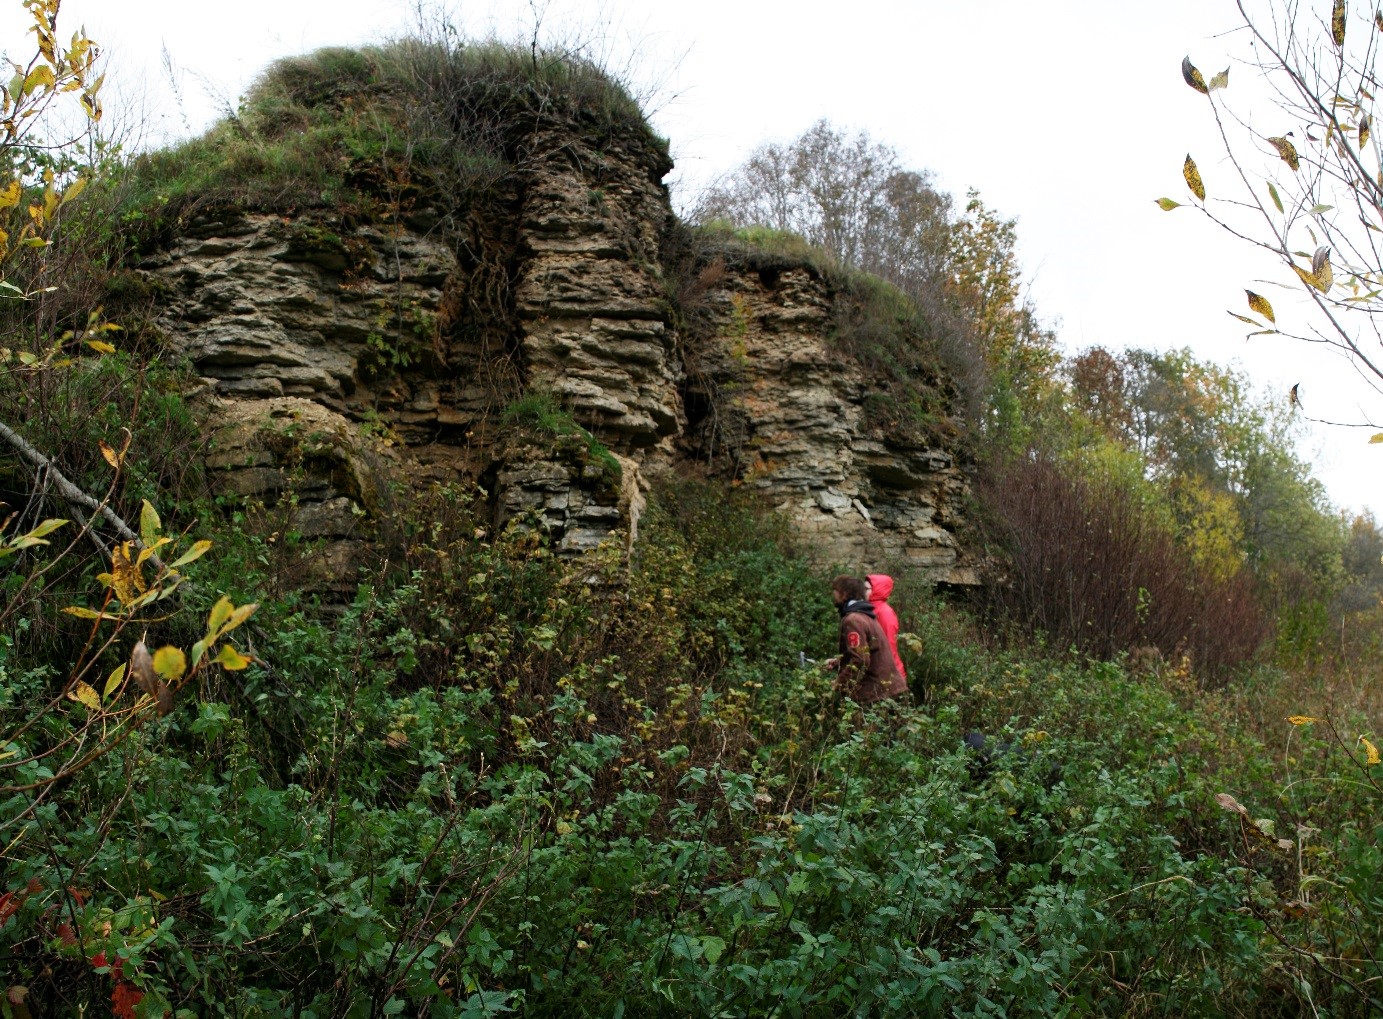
[679,262,974,584]
[143,94,976,589]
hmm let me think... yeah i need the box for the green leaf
[1228,311,1260,325]
[1209,68,1230,91]
[1268,182,1284,213]
[103,662,126,700]
[1155,197,1182,211]
[139,500,161,547]
[27,518,66,539]
[701,936,727,965]
[1308,203,1334,214]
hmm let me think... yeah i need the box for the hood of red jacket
[866,574,894,602]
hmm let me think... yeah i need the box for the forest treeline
[1,5,1380,1016]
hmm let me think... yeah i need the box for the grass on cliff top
[108,38,667,249]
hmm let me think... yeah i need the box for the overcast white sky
[7,0,1379,515]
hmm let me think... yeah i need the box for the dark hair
[832,575,867,601]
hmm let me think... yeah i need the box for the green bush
[6,472,1380,1015]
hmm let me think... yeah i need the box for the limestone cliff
[138,79,976,588]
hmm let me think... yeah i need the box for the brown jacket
[835,602,907,704]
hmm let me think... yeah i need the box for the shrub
[976,453,1270,679]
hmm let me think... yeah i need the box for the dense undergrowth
[2,451,1381,1015]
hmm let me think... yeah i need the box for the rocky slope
[140,98,976,588]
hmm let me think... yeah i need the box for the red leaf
[111,982,144,1019]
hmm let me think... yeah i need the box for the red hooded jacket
[866,574,906,679]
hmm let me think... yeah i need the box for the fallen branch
[0,418,166,572]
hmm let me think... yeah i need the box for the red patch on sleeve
[847,631,862,648]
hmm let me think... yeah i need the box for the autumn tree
[694,119,955,287]
[695,120,1060,440]
[1069,345,1344,598]
[1168,0,1383,432]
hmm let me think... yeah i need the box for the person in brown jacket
[827,575,907,705]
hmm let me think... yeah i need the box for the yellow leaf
[1362,736,1381,765]
[85,339,115,354]
[224,602,259,634]
[1268,136,1301,171]
[62,605,109,620]
[213,644,252,671]
[67,680,101,712]
[1332,0,1346,47]
[0,180,19,210]
[1208,68,1230,91]
[103,662,126,700]
[1287,715,1319,725]
[98,440,119,469]
[1312,246,1334,292]
[60,176,86,205]
[151,645,186,681]
[1184,154,1206,201]
[206,596,234,639]
[169,539,212,569]
[139,500,161,547]
[23,65,55,95]
[135,536,172,568]
[1181,56,1209,94]
[1246,290,1276,323]
[1369,432,1383,443]
[1361,116,1372,149]
[110,542,146,604]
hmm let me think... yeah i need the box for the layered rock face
[146,103,975,587]
[516,125,684,451]
[681,264,974,585]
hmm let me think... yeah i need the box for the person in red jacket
[828,575,906,704]
[866,573,906,681]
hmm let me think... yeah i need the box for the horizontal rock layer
[151,113,975,588]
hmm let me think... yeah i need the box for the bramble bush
[4,466,1381,1016]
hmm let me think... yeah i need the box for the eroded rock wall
[682,264,975,585]
[147,109,976,590]
[515,125,683,450]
